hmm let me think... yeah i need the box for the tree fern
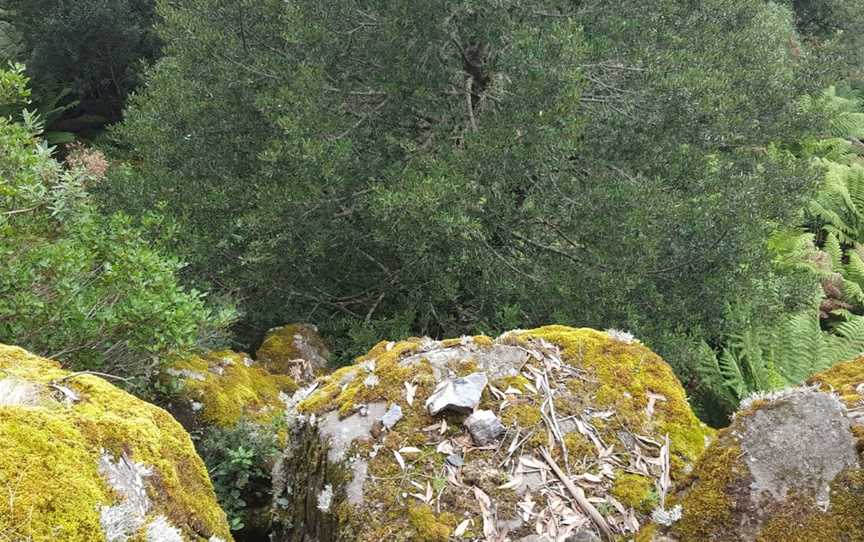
[700,311,864,403]
[822,85,864,140]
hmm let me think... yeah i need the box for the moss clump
[753,468,864,542]
[407,505,456,542]
[0,344,233,542]
[168,350,297,428]
[564,432,596,464]
[256,323,330,376]
[502,402,542,427]
[611,473,658,513]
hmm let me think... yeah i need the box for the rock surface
[256,323,331,382]
[464,409,506,446]
[425,372,488,415]
[270,326,713,542]
[0,344,233,542]
[640,386,864,542]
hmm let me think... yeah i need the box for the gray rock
[565,529,600,542]
[739,389,857,510]
[318,402,388,462]
[464,409,505,446]
[379,404,403,430]
[446,454,464,467]
[401,343,529,382]
[346,459,368,506]
[425,372,488,415]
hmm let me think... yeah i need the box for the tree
[0,0,161,122]
[0,64,232,389]
[108,0,840,373]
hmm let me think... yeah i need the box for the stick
[540,448,614,541]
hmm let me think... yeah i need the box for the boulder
[270,326,713,542]
[256,324,331,382]
[0,344,233,542]
[639,384,864,542]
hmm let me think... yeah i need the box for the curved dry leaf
[394,450,406,470]
[454,519,471,537]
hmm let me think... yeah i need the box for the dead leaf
[518,494,536,522]
[645,392,667,418]
[489,385,505,400]
[497,476,523,490]
[473,486,499,540]
[404,381,417,406]
[574,472,603,484]
[519,455,547,470]
[454,519,471,537]
[394,450,406,470]
[437,440,455,455]
[399,446,422,454]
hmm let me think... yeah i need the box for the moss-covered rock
[164,349,297,430]
[0,344,233,542]
[642,386,864,542]
[256,324,331,382]
[270,326,713,542]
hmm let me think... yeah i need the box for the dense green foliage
[103,0,858,379]
[0,0,160,122]
[198,419,281,533]
[695,85,864,408]
[0,65,231,387]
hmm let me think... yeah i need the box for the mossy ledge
[0,344,233,542]
[164,349,298,430]
[271,325,713,542]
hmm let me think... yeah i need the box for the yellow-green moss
[519,326,714,474]
[502,402,542,427]
[169,350,297,428]
[611,472,658,513]
[808,356,864,408]
[668,438,744,541]
[752,467,864,542]
[0,344,233,542]
[563,432,596,464]
[493,374,531,393]
[256,324,329,375]
[298,339,427,416]
[408,505,456,542]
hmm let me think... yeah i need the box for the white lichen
[98,451,152,542]
[145,516,184,542]
[0,377,46,406]
[317,484,334,513]
[651,504,683,526]
[738,384,843,414]
[363,374,380,388]
[605,328,638,344]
